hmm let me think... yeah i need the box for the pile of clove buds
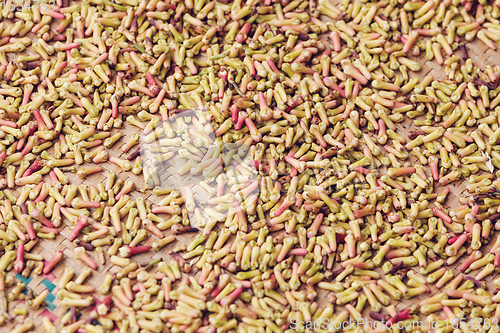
[1,0,500,332]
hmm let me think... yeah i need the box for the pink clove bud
[97,295,113,315]
[43,250,64,274]
[14,243,24,273]
[388,309,412,325]
[119,245,151,258]
[33,109,48,131]
[471,204,480,217]
[448,235,462,245]
[494,248,500,267]
[71,198,101,209]
[428,155,439,181]
[74,247,98,270]
[235,111,247,130]
[211,275,230,298]
[231,105,239,123]
[68,216,88,242]
[432,207,453,224]
[288,248,308,256]
[20,214,36,240]
[0,151,6,166]
[31,209,56,228]
[220,287,243,306]
[115,180,135,201]
[22,159,44,177]
[48,170,62,190]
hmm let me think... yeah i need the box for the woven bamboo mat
[1,1,500,332]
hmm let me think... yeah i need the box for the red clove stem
[432,207,453,223]
[68,216,88,242]
[43,250,64,274]
[14,243,24,273]
[120,245,151,258]
[220,287,243,306]
[22,159,43,177]
[388,309,412,325]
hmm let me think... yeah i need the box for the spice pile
[1,0,500,332]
